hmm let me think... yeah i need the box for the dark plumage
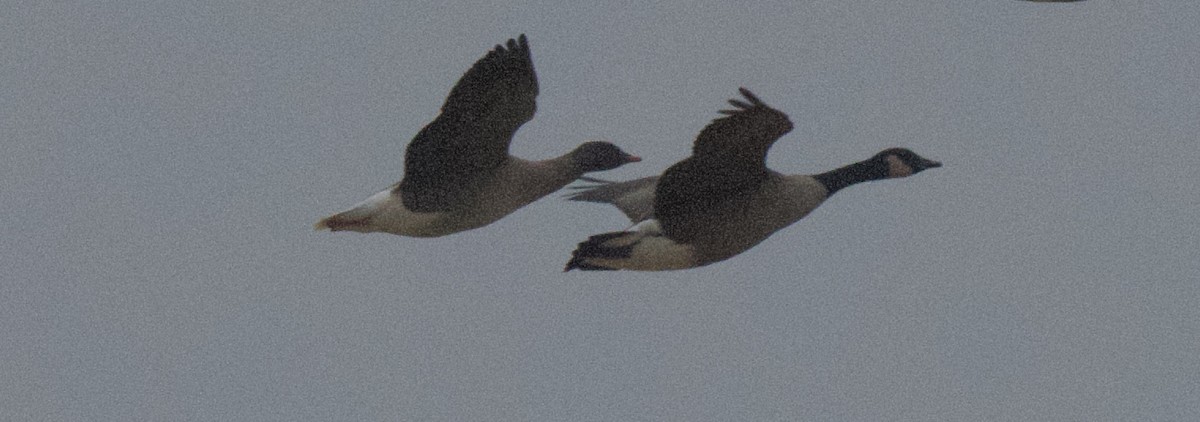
[316,35,639,237]
[399,35,540,213]
[565,88,940,271]
[570,141,642,173]
[812,148,942,195]
[655,88,794,243]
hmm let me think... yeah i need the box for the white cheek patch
[887,155,913,178]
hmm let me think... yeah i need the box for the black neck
[812,159,888,196]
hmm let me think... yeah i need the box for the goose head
[875,148,942,178]
[570,141,642,173]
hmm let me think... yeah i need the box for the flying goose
[315,35,640,237]
[564,88,940,271]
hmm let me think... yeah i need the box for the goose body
[329,156,606,237]
[316,35,639,237]
[570,172,828,270]
[565,89,940,271]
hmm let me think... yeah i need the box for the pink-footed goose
[316,35,640,237]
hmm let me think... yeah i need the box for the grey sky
[4,1,1198,420]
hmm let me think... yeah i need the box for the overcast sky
[4,1,1199,420]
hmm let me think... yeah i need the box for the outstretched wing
[654,88,793,241]
[690,87,793,162]
[399,35,539,212]
[565,176,660,223]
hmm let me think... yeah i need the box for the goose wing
[399,35,539,212]
[566,176,660,223]
[654,88,793,241]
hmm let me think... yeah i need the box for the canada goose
[315,35,640,237]
[564,88,940,271]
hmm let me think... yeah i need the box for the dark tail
[564,231,638,271]
[313,213,366,232]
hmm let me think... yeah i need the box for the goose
[564,88,940,271]
[315,35,640,237]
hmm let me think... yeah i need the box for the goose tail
[564,221,696,271]
[313,190,393,232]
[565,231,639,271]
[314,212,366,232]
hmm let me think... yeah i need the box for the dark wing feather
[691,88,791,160]
[654,88,793,242]
[399,35,539,212]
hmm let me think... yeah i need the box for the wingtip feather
[728,99,753,109]
[738,87,764,106]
